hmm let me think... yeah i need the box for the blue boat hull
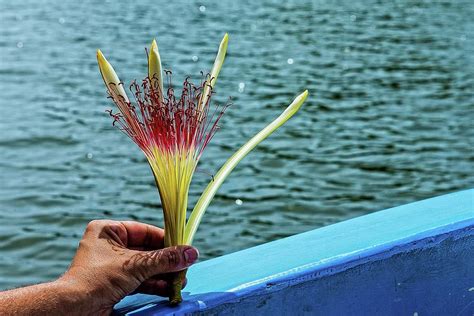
[114,189,474,315]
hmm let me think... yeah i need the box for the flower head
[97,33,308,248]
[97,33,308,305]
[105,72,228,246]
[108,75,227,162]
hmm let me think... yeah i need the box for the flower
[97,33,308,304]
[98,35,229,248]
[109,73,228,247]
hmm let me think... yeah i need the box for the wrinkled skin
[0,220,199,315]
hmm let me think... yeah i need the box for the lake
[0,0,473,289]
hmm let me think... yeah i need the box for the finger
[119,221,165,250]
[127,246,199,278]
[147,274,188,289]
[84,220,128,245]
[84,219,120,236]
[133,278,188,296]
[134,279,170,297]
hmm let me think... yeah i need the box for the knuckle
[85,219,115,235]
[87,219,115,230]
[87,219,102,228]
[85,221,97,233]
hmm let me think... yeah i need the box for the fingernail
[184,247,198,264]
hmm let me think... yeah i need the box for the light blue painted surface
[114,189,474,315]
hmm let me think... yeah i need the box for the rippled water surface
[1,0,473,288]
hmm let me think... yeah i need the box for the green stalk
[184,90,309,245]
[168,269,187,305]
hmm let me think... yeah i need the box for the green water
[0,0,473,289]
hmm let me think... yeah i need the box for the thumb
[128,246,199,280]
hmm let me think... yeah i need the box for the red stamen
[106,72,229,161]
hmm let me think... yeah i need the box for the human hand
[59,220,199,315]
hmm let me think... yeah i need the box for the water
[0,0,473,289]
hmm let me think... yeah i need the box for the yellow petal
[199,33,229,110]
[97,49,129,102]
[148,39,164,97]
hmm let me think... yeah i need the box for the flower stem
[168,269,187,305]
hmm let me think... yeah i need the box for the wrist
[0,278,106,316]
[55,274,110,315]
